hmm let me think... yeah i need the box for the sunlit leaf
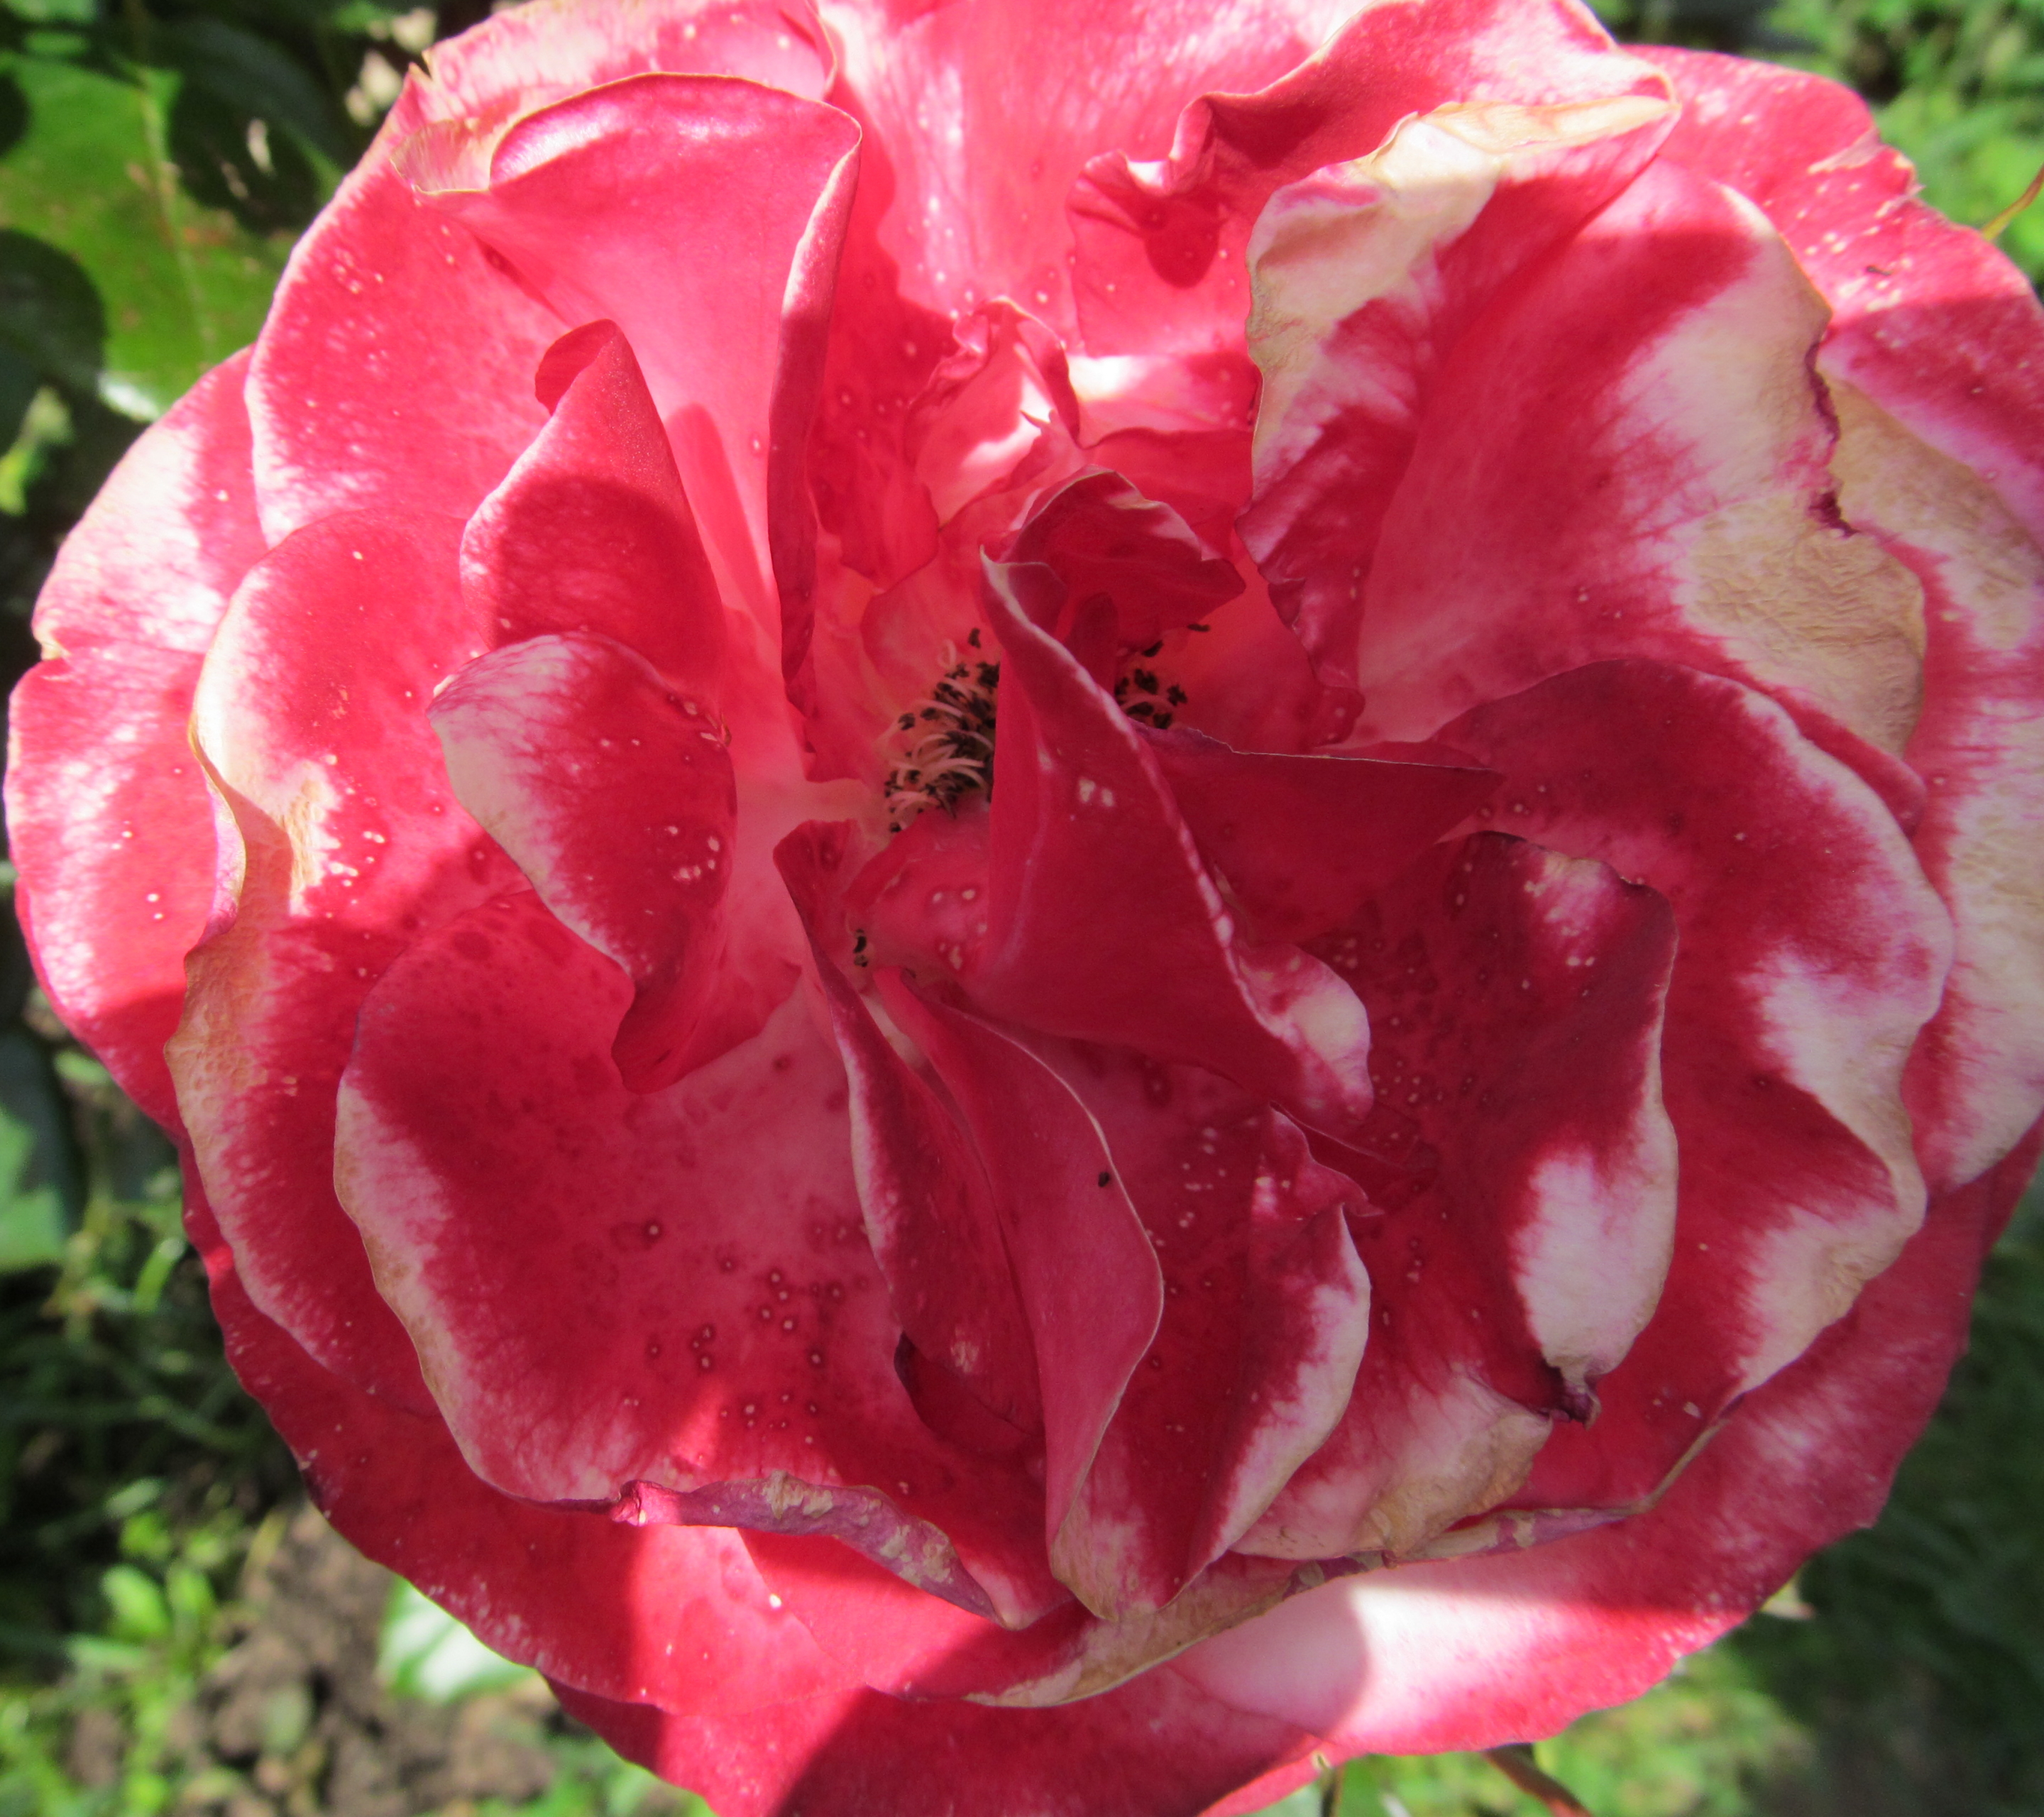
[0,50,287,417]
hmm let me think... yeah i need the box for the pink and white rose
[12,0,2044,1810]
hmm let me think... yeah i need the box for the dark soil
[72,1503,685,1817]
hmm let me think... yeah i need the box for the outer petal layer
[554,1657,1312,1817]
[1639,47,2044,1196]
[1180,1125,2042,1757]
[171,510,517,1408]
[187,1180,855,1720]
[9,352,264,1126]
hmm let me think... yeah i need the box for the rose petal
[879,975,1163,1617]
[1244,833,1677,1560]
[1828,383,2044,1194]
[1148,726,1498,945]
[975,558,1376,1142]
[430,633,759,1092]
[415,74,859,633]
[1178,1123,2040,1757]
[30,351,263,659]
[420,0,833,124]
[9,650,212,1130]
[821,0,1368,336]
[246,132,555,540]
[1240,94,1672,685]
[1013,469,1246,664]
[1067,0,1666,358]
[1442,661,1950,1513]
[461,321,725,690]
[8,351,263,1126]
[172,510,516,1408]
[1640,48,2044,1197]
[1040,1045,1371,1611]
[553,1653,1311,1817]
[1346,154,1930,796]
[334,886,1055,1622]
[776,818,1043,1439]
[186,1177,855,1718]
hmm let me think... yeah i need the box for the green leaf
[0,1026,77,1271]
[155,16,353,168]
[0,52,290,417]
[97,1564,168,1645]
[378,1580,538,1703]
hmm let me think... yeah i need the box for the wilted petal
[1241,94,1672,684]
[1642,48,2044,1196]
[1347,155,1929,784]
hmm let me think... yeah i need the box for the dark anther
[1141,640,1163,657]
[967,627,982,647]
[1097,1171,1112,1187]
[1153,712,1173,729]
[1131,669,1159,693]
[1166,684,1187,706]
[1187,622,1210,632]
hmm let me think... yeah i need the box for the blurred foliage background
[0,0,2039,1813]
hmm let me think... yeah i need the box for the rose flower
[11,0,2044,1808]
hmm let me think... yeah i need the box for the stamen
[884,641,999,832]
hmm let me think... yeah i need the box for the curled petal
[1345,154,1930,787]
[461,321,725,691]
[882,975,1163,1618]
[1179,1124,2041,1758]
[1067,0,1666,358]
[1446,661,1950,1513]
[777,819,1043,1439]
[413,74,860,632]
[1241,94,1672,684]
[430,633,758,1092]
[977,558,1375,1142]
[1247,833,1678,1560]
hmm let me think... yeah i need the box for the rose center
[883,635,1001,833]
